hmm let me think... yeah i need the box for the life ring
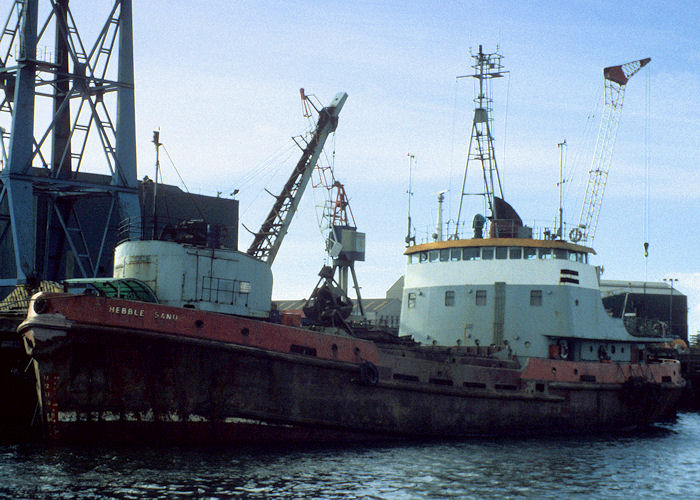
[569,227,583,242]
[360,361,379,386]
[559,340,569,360]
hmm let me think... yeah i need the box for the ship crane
[572,57,650,244]
[246,90,347,265]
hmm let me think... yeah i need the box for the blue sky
[69,1,700,337]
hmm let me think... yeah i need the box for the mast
[455,45,507,238]
[247,92,347,265]
[434,190,446,241]
[557,139,566,239]
[405,153,415,246]
[151,130,161,239]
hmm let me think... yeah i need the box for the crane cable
[160,143,204,220]
[562,82,603,227]
[643,65,651,277]
[237,142,299,220]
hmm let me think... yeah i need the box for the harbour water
[2,412,700,499]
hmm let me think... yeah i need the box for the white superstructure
[114,240,272,318]
[399,238,660,361]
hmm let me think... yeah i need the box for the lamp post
[663,278,678,337]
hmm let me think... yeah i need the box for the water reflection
[1,414,697,499]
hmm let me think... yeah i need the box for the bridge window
[554,248,568,259]
[482,248,494,260]
[440,249,450,262]
[569,251,586,263]
[524,248,537,259]
[445,290,455,306]
[530,290,543,306]
[509,247,522,259]
[495,247,508,259]
[476,290,487,306]
[538,248,552,259]
[463,248,480,261]
[429,250,439,262]
[419,252,428,263]
[450,248,461,261]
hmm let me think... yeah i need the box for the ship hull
[0,313,37,442]
[20,293,684,444]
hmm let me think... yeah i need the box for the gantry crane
[571,57,650,244]
[0,0,141,288]
[246,91,347,265]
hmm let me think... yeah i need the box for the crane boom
[247,92,348,265]
[573,57,650,244]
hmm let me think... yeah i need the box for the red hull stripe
[31,293,380,365]
[523,357,682,384]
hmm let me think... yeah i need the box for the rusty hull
[19,293,684,444]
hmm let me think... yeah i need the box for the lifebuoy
[360,361,379,386]
[569,227,583,242]
[559,340,569,360]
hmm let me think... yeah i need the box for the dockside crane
[246,91,347,265]
[572,57,650,244]
[305,175,366,323]
[299,90,365,327]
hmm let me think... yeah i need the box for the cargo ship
[17,52,684,444]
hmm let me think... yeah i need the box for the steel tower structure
[455,45,506,238]
[0,0,140,288]
[573,57,650,244]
